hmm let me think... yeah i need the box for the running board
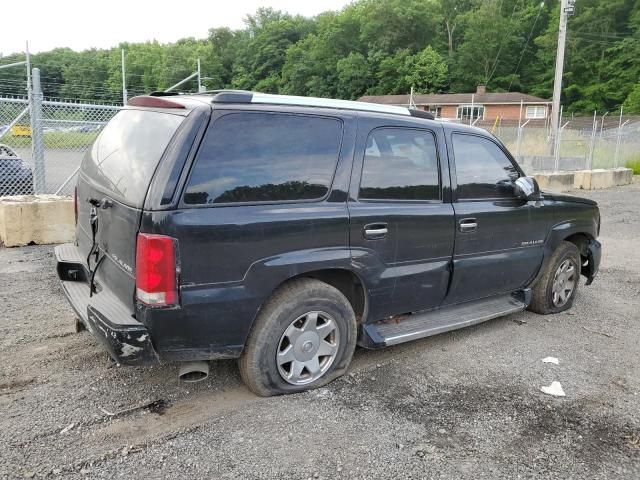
[359,293,527,348]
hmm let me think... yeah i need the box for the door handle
[364,223,388,240]
[459,218,478,233]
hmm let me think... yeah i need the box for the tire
[529,241,581,315]
[239,278,357,396]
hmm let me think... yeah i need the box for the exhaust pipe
[178,361,209,383]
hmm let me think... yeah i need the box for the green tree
[366,49,409,95]
[623,83,640,113]
[452,0,536,92]
[336,52,373,99]
[405,46,448,93]
[531,0,637,113]
[438,0,473,58]
[0,0,637,113]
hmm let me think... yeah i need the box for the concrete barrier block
[574,169,616,190]
[533,171,575,192]
[0,195,74,247]
[611,167,633,186]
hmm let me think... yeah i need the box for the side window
[184,113,342,204]
[359,128,440,201]
[452,133,519,200]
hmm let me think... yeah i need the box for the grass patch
[0,131,98,149]
[625,158,640,175]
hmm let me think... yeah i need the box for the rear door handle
[364,223,388,240]
[459,218,478,233]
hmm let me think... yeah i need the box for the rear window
[81,109,184,207]
[183,112,342,205]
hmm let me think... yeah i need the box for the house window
[526,105,547,119]
[426,106,442,117]
[457,105,484,122]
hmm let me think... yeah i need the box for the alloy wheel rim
[552,259,577,307]
[276,311,340,385]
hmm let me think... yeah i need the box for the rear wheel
[529,241,581,314]
[239,278,357,396]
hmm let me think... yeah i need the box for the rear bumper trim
[55,243,159,366]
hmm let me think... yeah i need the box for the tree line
[1,0,639,113]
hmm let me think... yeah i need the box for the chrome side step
[360,293,527,348]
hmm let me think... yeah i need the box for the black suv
[55,91,601,396]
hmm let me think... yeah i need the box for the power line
[507,1,545,92]
[486,0,526,84]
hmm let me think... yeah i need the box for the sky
[1,0,352,56]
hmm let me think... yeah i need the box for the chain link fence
[467,115,640,174]
[1,92,639,199]
[0,95,120,197]
[0,98,34,196]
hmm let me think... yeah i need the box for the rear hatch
[76,107,187,309]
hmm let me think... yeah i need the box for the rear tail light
[135,233,179,307]
[73,186,78,225]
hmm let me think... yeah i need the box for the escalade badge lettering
[111,254,133,274]
[521,239,544,247]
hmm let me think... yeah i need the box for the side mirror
[514,176,540,200]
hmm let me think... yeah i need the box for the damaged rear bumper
[55,243,158,366]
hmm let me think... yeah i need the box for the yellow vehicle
[10,125,31,137]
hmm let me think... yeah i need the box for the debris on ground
[542,357,559,365]
[59,423,75,434]
[581,326,614,338]
[625,433,640,450]
[540,381,566,397]
[99,399,166,418]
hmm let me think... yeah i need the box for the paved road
[13,148,84,195]
[1,183,639,479]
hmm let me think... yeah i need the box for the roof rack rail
[209,90,435,119]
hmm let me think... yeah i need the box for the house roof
[358,92,551,105]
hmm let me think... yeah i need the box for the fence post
[554,124,561,172]
[30,68,46,194]
[614,106,623,168]
[587,119,598,171]
[614,119,629,169]
[515,119,530,162]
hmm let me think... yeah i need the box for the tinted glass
[81,109,184,207]
[452,133,519,199]
[184,113,342,204]
[359,128,439,201]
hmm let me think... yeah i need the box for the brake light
[128,96,185,109]
[73,186,78,225]
[135,233,178,306]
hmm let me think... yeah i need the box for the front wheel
[529,241,581,314]
[239,278,357,396]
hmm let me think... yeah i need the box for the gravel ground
[1,183,639,479]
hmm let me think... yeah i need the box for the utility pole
[550,0,575,150]
[121,49,127,105]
